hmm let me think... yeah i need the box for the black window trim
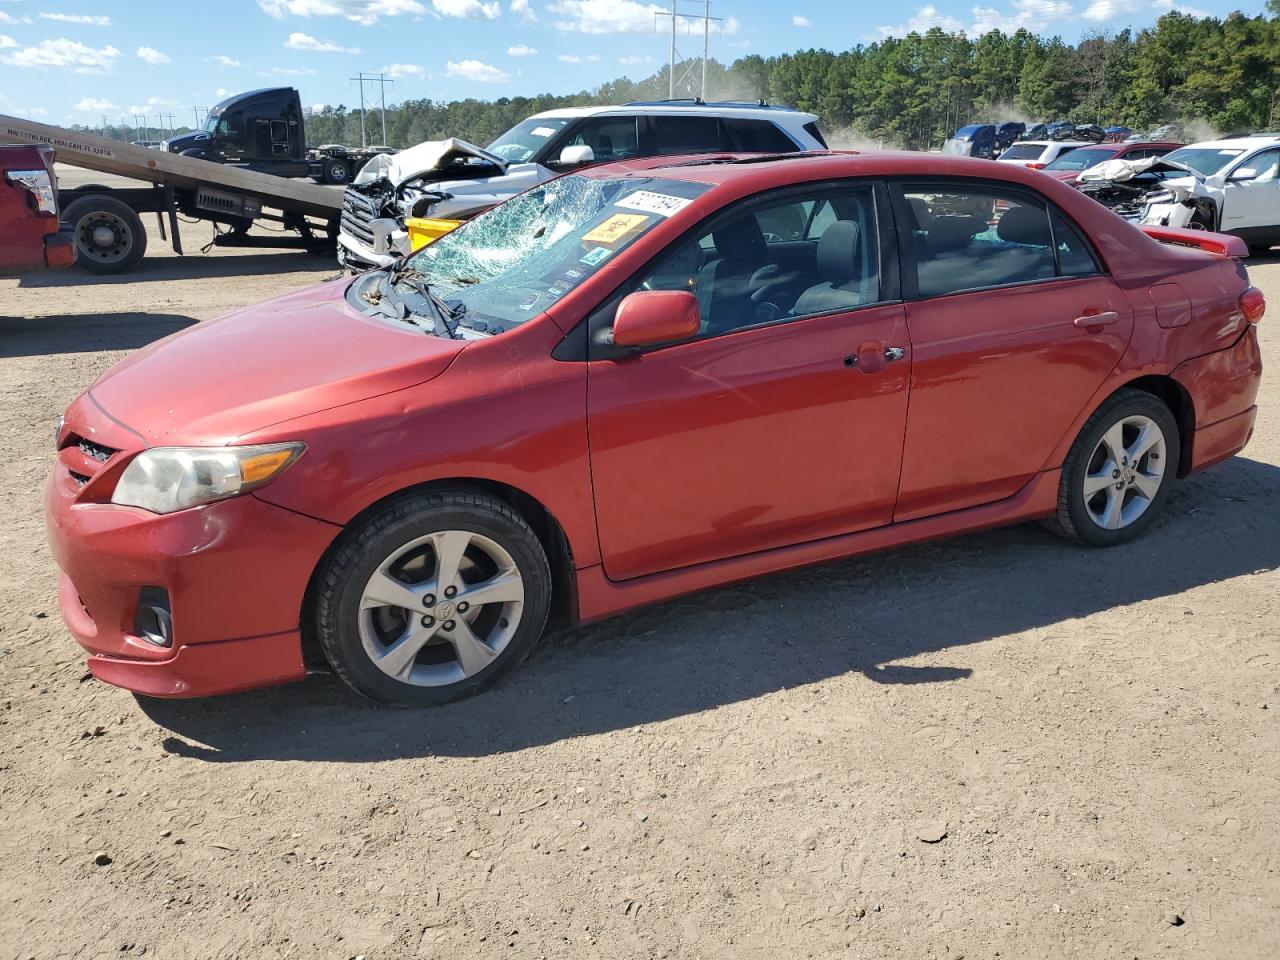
[552,177,901,362]
[887,176,1107,303]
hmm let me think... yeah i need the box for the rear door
[890,179,1134,521]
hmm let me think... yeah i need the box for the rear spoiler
[1139,225,1248,258]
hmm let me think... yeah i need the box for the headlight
[4,168,57,216]
[111,443,304,514]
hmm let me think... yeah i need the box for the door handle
[844,345,907,370]
[1073,310,1121,329]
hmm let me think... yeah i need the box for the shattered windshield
[487,117,573,162]
[404,174,711,334]
[1162,147,1244,177]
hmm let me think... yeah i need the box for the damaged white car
[336,101,827,270]
[1134,135,1280,254]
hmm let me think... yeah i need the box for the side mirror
[558,144,595,166]
[1228,167,1258,182]
[612,290,700,348]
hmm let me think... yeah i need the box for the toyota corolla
[46,151,1264,705]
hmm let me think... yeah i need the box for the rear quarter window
[723,118,799,153]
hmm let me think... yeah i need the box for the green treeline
[80,7,1280,152]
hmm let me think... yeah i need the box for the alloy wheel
[357,529,525,686]
[1082,414,1167,531]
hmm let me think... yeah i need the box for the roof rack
[622,98,798,112]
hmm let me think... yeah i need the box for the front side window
[632,186,880,339]
[900,184,1099,298]
[1233,149,1280,182]
[563,117,640,162]
[652,116,724,154]
[403,174,711,334]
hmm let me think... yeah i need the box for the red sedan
[1039,141,1184,182]
[46,151,1264,705]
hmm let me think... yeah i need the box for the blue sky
[0,0,1268,131]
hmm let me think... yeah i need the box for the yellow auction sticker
[582,213,650,246]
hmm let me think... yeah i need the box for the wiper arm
[392,267,464,339]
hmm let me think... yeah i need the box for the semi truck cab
[163,87,385,185]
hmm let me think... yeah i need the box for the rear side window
[803,121,828,148]
[999,144,1045,161]
[898,184,1099,298]
[723,118,798,153]
[652,116,724,154]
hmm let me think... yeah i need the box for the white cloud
[75,96,119,112]
[258,0,427,25]
[557,52,600,62]
[39,12,112,25]
[432,0,500,17]
[0,12,32,26]
[618,54,649,64]
[309,102,328,112]
[0,37,120,72]
[206,54,241,66]
[445,58,510,82]
[507,43,538,55]
[511,0,536,21]
[216,87,232,96]
[256,65,319,76]
[381,61,425,77]
[0,34,15,49]
[549,0,665,33]
[792,15,810,27]
[12,106,50,117]
[285,31,361,53]
[880,0,1073,37]
[127,95,177,114]
[137,46,171,64]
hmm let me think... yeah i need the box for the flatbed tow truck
[1,113,342,274]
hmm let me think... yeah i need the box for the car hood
[89,281,465,446]
[1077,156,1196,183]
[354,138,509,190]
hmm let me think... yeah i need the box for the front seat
[791,220,865,316]
[696,215,768,334]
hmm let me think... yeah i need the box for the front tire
[313,491,552,705]
[1043,389,1180,547]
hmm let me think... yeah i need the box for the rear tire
[322,159,351,185]
[314,491,552,706]
[1043,389,1180,547]
[62,195,147,275]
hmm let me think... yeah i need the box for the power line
[350,72,394,147]
[655,0,724,100]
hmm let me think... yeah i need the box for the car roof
[1178,135,1280,150]
[1010,140,1088,148]
[530,104,818,124]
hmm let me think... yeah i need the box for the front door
[586,184,912,581]
[1221,148,1280,243]
[891,180,1135,521]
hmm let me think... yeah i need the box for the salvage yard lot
[1,219,1277,959]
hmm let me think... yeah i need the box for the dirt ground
[1,187,1277,960]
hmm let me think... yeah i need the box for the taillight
[1026,162,1046,170]
[3,168,57,216]
[1240,286,1265,324]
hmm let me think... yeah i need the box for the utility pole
[655,1,723,101]
[350,73,394,147]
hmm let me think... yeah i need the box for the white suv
[996,140,1088,169]
[1140,134,1280,254]
[338,100,826,270]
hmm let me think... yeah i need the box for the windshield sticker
[580,246,613,266]
[517,292,541,312]
[531,126,556,138]
[581,213,650,246]
[617,190,694,217]
[546,282,569,299]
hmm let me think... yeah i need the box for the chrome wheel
[1083,414,1167,531]
[357,530,525,686]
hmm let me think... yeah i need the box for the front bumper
[46,446,340,697]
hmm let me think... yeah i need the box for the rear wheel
[1043,389,1180,547]
[322,159,351,185]
[314,491,552,705]
[62,195,147,274]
